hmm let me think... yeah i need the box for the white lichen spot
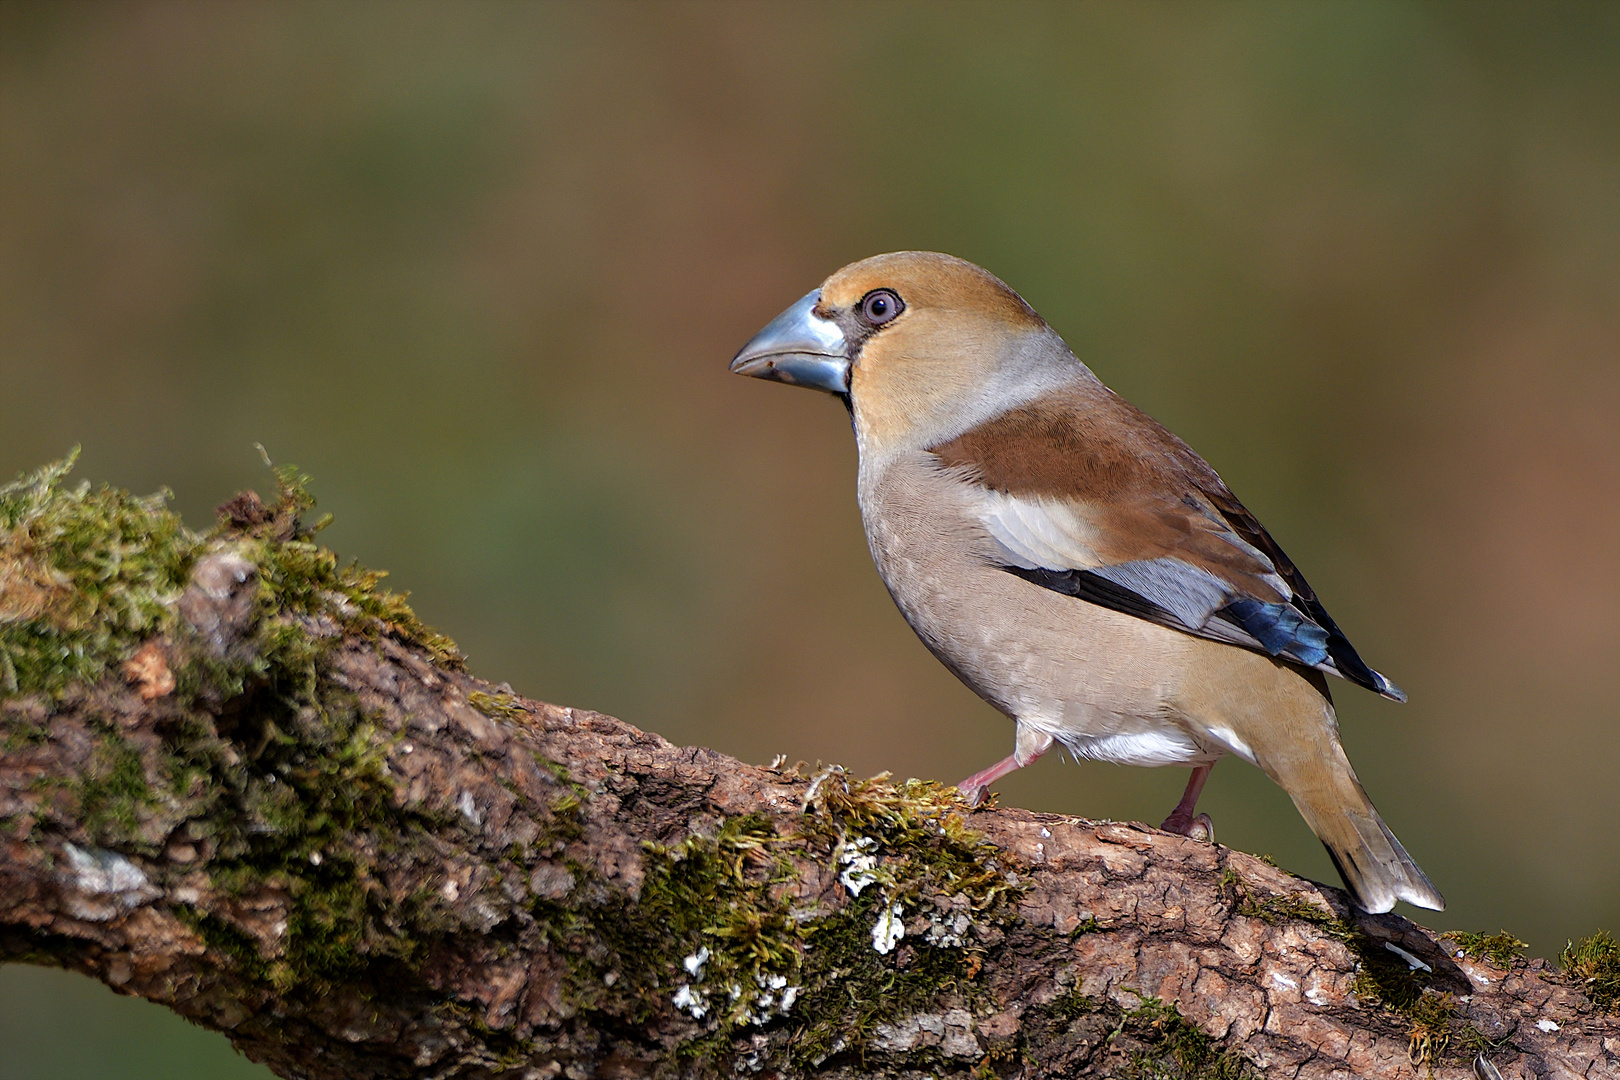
[441,877,461,902]
[672,983,709,1019]
[683,946,710,977]
[1536,1018,1560,1033]
[61,843,158,920]
[924,909,972,948]
[1305,987,1330,1006]
[457,790,482,827]
[740,970,800,1022]
[1041,827,1051,838]
[64,843,150,898]
[736,972,801,1026]
[872,902,905,954]
[1269,970,1299,992]
[838,836,881,896]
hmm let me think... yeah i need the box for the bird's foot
[955,751,1030,808]
[1159,811,1215,843]
[957,781,989,808]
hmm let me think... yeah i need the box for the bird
[729,251,1443,914]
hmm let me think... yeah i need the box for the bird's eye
[859,289,904,327]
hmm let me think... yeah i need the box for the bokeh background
[2,2,1616,1076]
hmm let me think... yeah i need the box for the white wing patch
[973,489,1106,571]
[968,487,1293,623]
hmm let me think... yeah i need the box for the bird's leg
[957,727,1053,807]
[1160,762,1215,842]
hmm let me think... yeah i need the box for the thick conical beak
[729,289,850,394]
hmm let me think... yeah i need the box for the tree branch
[2,460,1615,1079]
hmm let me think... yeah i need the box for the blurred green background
[2,2,1616,1076]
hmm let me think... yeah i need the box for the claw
[1161,810,1215,843]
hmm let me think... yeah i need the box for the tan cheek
[849,361,908,448]
[852,344,986,450]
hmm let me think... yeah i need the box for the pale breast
[857,451,1219,766]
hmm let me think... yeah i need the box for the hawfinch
[730,251,1443,914]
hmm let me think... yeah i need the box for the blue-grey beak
[729,289,850,394]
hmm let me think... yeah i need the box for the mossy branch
[2,457,1615,1080]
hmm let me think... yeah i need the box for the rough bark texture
[2,468,1617,1080]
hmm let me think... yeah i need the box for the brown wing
[930,386,1405,700]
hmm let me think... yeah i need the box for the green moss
[1560,930,1619,1010]
[1234,890,1334,926]
[532,751,589,803]
[1442,930,1527,969]
[468,690,527,721]
[73,732,158,847]
[2,714,49,752]
[796,769,1021,914]
[0,453,460,704]
[0,450,201,696]
[542,768,1023,1070]
[1401,990,1461,1069]
[786,894,979,1067]
[176,907,272,982]
[776,770,1023,1066]
[528,752,588,841]
[637,812,803,1017]
[1,455,473,1000]
[219,461,463,670]
[1049,984,1096,1021]
[1117,995,1256,1080]
[193,693,444,992]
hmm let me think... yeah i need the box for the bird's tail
[1251,702,1444,913]
[1180,651,1443,913]
[1286,769,1445,914]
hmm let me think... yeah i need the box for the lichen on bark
[2,457,1616,1080]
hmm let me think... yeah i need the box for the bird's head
[731,252,1081,454]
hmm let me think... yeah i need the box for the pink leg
[957,728,1053,807]
[1160,762,1215,841]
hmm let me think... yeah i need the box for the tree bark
[1,472,1616,1080]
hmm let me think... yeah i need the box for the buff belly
[858,453,1230,769]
